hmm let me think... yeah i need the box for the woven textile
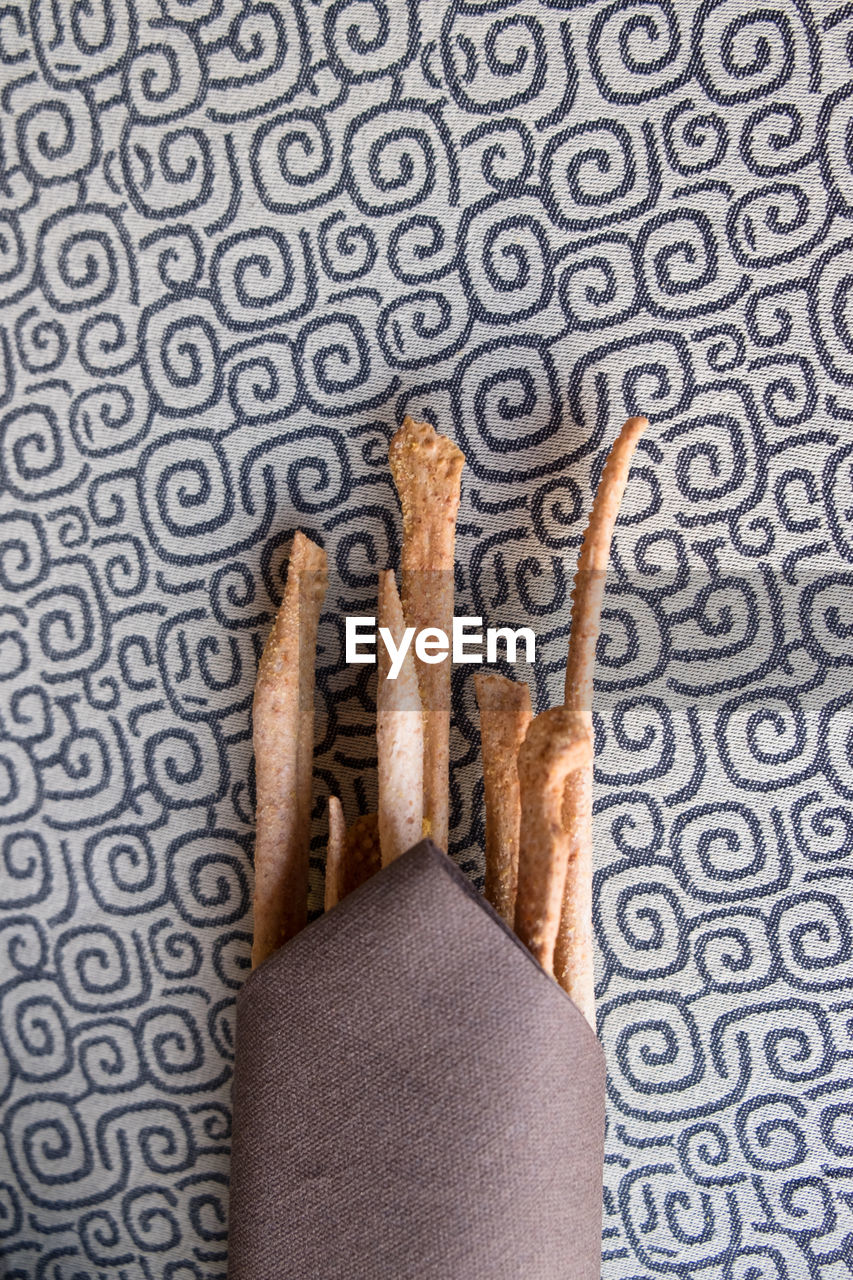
[1,1,851,1276]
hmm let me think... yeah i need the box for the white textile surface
[1,1,852,1276]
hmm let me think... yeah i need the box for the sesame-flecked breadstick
[251,531,327,968]
[514,707,593,976]
[555,416,648,1024]
[389,416,464,853]
[325,795,346,912]
[343,811,381,895]
[377,570,423,865]
[474,671,533,926]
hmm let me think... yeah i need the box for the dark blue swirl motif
[0,0,850,1275]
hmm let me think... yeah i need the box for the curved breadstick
[389,416,464,852]
[564,416,649,711]
[377,570,424,865]
[252,531,328,968]
[514,707,593,975]
[555,415,648,1023]
[474,672,532,926]
[325,795,346,912]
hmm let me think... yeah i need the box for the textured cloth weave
[228,840,605,1279]
[1,1,852,1276]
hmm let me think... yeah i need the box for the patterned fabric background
[1,0,852,1275]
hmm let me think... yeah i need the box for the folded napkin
[228,840,605,1279]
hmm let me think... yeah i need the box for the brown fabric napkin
[228,839,605,1279]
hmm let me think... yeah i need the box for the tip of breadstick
[325,795,345,912]
[600,415,649,473]
[377,568,407,662]
[622,415,649,436]
[255,530,328,694]
[474,671,532,712]
[328,793,344,825]
[520,706,592,774]
[289,529,328,574]
[616,416,649,452]
[389,416,465,483]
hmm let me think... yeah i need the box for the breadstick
[564,416,648,714]
[514,708,593,975]
[377,570,424,865]
[251,531,328,968]
[343,811,381,895]
[474,672,533,926]
[325,795,346,911]
[554,771,595,1023]
[555,415,648,1023]
[389,416,464,852]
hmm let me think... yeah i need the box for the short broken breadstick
[389,416,464,853]
[555,415,649,1025]
[343,811,381,895]
[514,707,593,976]
[251,531,328,968]
[325,795,346,912]
[474,672,533,926]
[377,570,424,865]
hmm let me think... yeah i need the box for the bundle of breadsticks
[251,413,647,1029]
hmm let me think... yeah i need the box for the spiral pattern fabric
[1,1,852,1275]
